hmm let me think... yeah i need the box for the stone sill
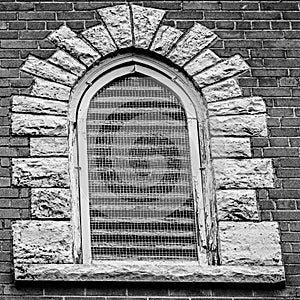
[15,261,285,284]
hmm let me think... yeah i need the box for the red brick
[272,21,291,30]
[18,12,55,20]
[1,40,37,49]
[252,88,291,97]
[183,1,220,10]
[204,11,242,20]
[0,13,16,20]
[27,21,45,30]
[145,1,181,10]
[252,21,271,30]
[264,148,299,157]
[270,138,289,147]
[271,128,300,137]
[264,39,300,48]
[246,31,283,39]
[35,3,73,11]
[252,68,288,77]
[258,77,277,87]
[276,200,297,210]
[166,11,203,20]
[57,11,95,20]
[19,31,50,40]
[251,49,285,58]
[277,169,300,178]
[244,11,282,20]
[74,3,111,10]
[221,1,259,10]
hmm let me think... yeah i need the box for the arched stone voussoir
[48,50,86,77]
[81,24,117,57]
[167,23,217,67]
[184,49,221,77]
[193,54,250,88]
[97,4,132,49]
[47,25,101,67]
[131,4,165,49]
[150,25,183,56]
[21,55,78,87]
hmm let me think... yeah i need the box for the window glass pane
[86,74,198,261]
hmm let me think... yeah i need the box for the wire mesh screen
[86,74,198,261]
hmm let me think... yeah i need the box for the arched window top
[72,54,205,125]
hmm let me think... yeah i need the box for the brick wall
[0,0,300,299]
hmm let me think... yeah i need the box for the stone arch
[11,3,284,283]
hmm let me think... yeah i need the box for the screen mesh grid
[86,74,198,261]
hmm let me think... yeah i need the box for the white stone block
[31,188,71,218]
[209,114,267,137]
[211,137,251,158]
[30,78,71,101]
[48,25,101,67]
[48,50,86,77]
[184,49,221,76]
[98,5,132,48]
[12,221,72,264]
[12,158,69,187]
[12,95,68,116]
[151,25,183,56]
[202,78,243,103]
[167,23,217,66]
[194,55,249,87]
[21,55,77,87]
[15,263,285,284]
[12,114,68,136]
[132,5,165,49]
[30,137,68,156]
[219,222,283,266]
[213,158,274,189]
[82,24,117,56]
[208,97,266,116]
[216,190,258,221]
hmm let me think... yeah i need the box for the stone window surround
[10,3,285,284]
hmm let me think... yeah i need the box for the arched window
[76,56,209,265]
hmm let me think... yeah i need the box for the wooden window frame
[70,54,215,265]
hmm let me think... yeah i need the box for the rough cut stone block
[213,158,274,189]
[21,55,77,87]
[98,5,132,48]
[12,221,72,264]
[31,188,71,218]
[209,114,267,136]
[211,137,251,158]
[202,78,242,103]
[219,222,283,266]
[30,78,71,101]
[208,97,266,116]
[184,49,221,76]
[12,114,68,136]
[48,50,86,77]
[194,55,249,87]
[12,95,68,116]
[216,190,258,221]
[12,158,69,187]
[14,263,285,284]
[150,25,183,56]
[48,25,101,67]
[167,23,217,67]
[30,137,68,156]
[132,5,165,49]
[82,24,117,56]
